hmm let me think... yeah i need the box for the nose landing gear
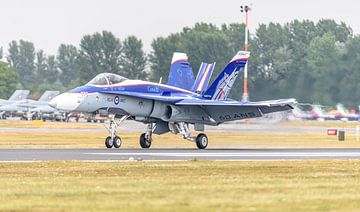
[104,115,128,149]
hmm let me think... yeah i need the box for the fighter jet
[0,90,30,106]
[0,90,30,118]
[49,51,296,149]
[0,91,60,120]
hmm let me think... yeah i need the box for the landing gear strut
[104,115,128,149]
[171,122,209,149]
[139,123,153,148]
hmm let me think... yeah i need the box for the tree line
[1,19,359,107]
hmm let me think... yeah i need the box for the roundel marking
[114,96,120,105]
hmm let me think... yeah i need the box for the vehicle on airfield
[311,105,336,121]
[49,51,296,149]
[0,90,30,119]
[0,91,60,120]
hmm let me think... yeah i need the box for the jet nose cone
[48,92,85,112]
[48,98,57,108]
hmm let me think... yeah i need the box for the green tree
[45,55,59,84]
[57,44,79,87]
[0,61,19,98]
[7,40,36,89]
[150,23,230,84]
[78,31,122,83]
[149,34,182,82]
[35,50,47,84]
[337,36,360,106]
[120,36,147,80]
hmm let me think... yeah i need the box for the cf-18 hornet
[49,51,296,149]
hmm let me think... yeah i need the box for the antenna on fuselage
[159,77,163,84]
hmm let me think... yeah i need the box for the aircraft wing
[176,98,296,107]
[175,98,296,122]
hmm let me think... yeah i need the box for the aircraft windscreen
[87,73,128,85]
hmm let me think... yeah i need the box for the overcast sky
[1,0,359,55]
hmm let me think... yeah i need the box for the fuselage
[48,77,214,124]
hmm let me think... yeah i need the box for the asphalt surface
[1,148,360,161]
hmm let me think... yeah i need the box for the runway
[1,148,360,161]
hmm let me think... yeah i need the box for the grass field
[1,160,360,211]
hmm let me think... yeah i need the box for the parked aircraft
[0,91,60,120]
[0,90,30,119]
[49,51,296,149]
[0,90,30,106]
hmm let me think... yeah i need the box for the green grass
[1,160,360,211]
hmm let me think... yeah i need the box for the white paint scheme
[48,93,86,112]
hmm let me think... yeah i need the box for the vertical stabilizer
[191,62,215,94]
[166,52,195,91]
[38,91,60,102]
[8,90,30,101]
[203,51,250,100]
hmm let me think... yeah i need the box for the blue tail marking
[167,52,195,91]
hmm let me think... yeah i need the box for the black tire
[196,133,208,149]
[105,136,113,148]
[140,133,151,148]
[113,136,121,148]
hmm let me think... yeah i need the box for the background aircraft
[0,90,30,119]
[0,91,60,120]
[0,90,30,106]
[49,51,296,149]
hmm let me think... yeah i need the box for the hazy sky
[1,0,359,55]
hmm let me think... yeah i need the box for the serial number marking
[219,112,256,120]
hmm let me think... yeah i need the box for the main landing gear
[139,123,153,148]
[170,122,208,149]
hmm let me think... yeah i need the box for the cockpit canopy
[87,73,128,86]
